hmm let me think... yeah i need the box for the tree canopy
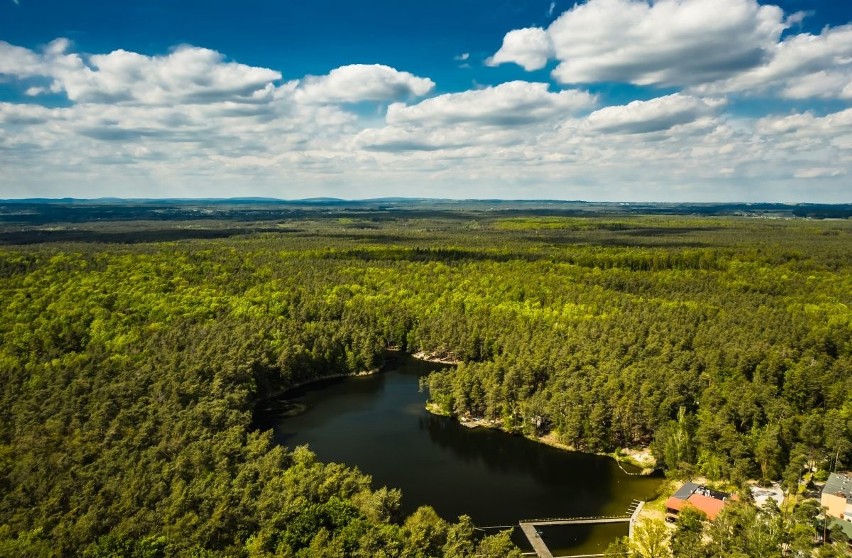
[1,210,850,556]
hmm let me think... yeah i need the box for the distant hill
[1,198,850,224]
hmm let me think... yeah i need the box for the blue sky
[1,0,851,201]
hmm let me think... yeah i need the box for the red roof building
[665,483,733,521]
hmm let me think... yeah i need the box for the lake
[255,354,662,555]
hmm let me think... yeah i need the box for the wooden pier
[628,501,644,538]
[525,517,631,526]
[517,501,644,558]
[519,522,554,558]
[519,518,624,558]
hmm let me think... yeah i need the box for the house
[665,482,734,521]
[822,472,852,525]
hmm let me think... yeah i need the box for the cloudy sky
[1,0,851,202]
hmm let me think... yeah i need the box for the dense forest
[0,205,850,556]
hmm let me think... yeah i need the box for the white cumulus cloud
[486,27,553,71]
[387,81,596,127]
[357,81,596,154]
[755,108,852,138]
[292,64,435,104]
[585,94,725,134]
[0,40,45,76]
[1,37,850,201]
[692,24,852,98]
[489,0,789,87]
[488,0,852,99]
[0,39,282,105]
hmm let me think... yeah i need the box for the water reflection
[256,355,661,547]
[540,522,630,556]
[421,413,625,518]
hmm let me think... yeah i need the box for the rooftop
[824,472,852,500]
[686,493,728,521]
[672,481,701,500]
[665,482,734,522]
[669,482,730,503]
[664,493,729,521]
[829,517,852,540]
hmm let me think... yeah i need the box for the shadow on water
[255,354,662,554]
[254,372,389,446]
[540,522,630,556]
[421,414,640,517]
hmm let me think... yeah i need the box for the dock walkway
[518,500,644,558]
[526,517,629,526]
[519,522,553,558]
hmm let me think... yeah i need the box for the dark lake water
[255,354,662,554]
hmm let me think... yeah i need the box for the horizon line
[2,197,850,206]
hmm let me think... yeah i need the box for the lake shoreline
[257,348,455,403]
[410,350,461,365]
[423,403,657,476]
[259,367,382,402]
[261,349,658,476]
[261,354,664,543]
[410,350,658,475]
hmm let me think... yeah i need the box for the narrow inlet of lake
[254,354,662,554]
